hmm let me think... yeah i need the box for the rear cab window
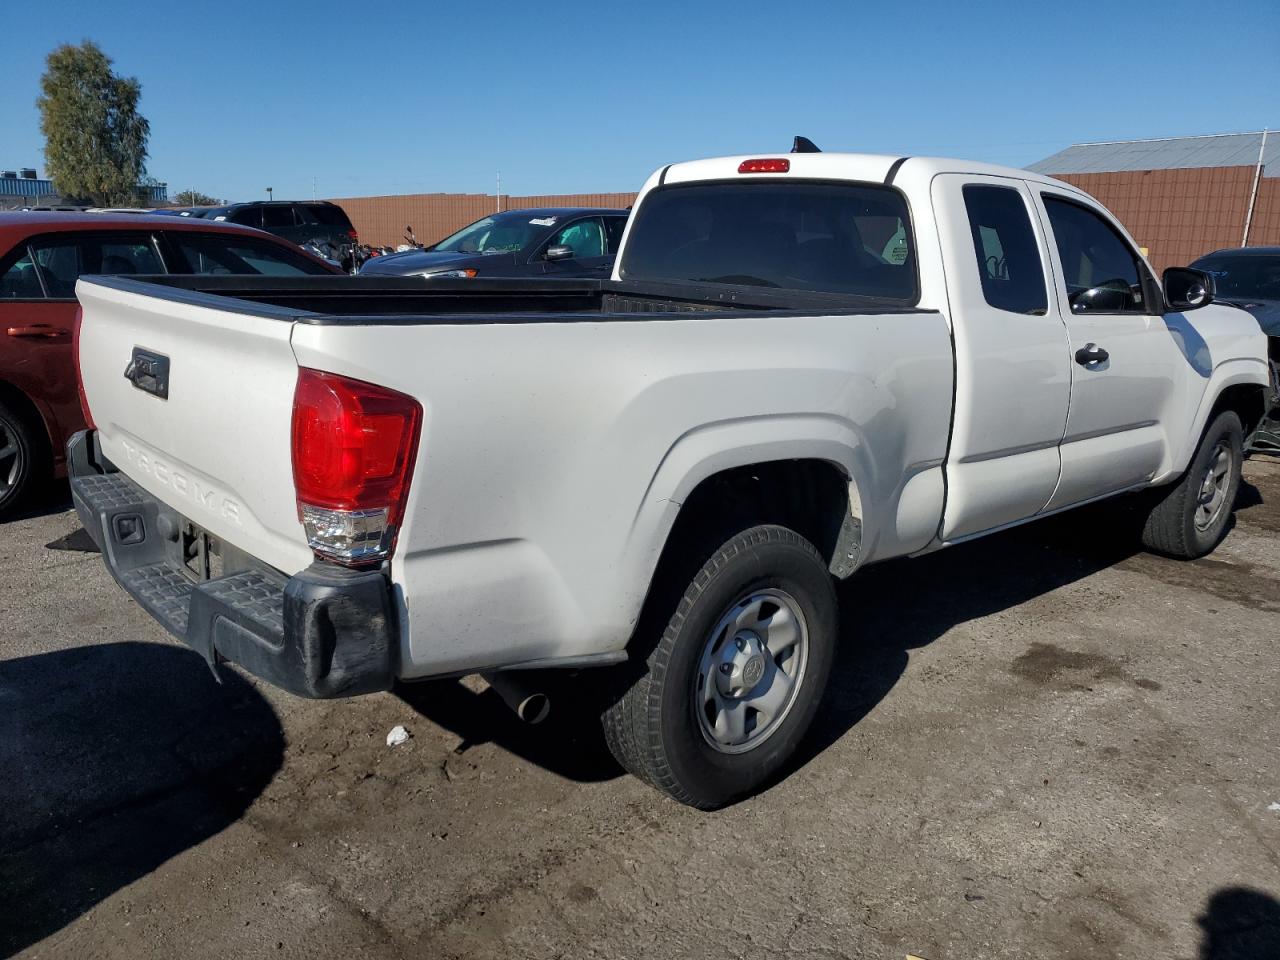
[619,180,918,302]
[962,184,1047,315]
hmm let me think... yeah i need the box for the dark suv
[205,201,358,270]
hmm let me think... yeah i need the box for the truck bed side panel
[291,309,954,677]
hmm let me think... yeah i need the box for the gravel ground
[2,460,1278,960]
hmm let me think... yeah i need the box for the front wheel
[603,524,837,809]
[1140,410,1243,559]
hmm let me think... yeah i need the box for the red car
[0,212,342,517]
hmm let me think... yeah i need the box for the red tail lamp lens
[291,368,422,524]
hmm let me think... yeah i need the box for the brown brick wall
[334,170,1280,274]
[329,192,638,249]
[1049,166,1279,273]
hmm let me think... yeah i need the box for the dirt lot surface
[3,461,1279,960]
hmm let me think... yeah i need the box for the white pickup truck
[71,150,1272,808]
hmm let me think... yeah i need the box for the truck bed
[88,274,931,323]
[75,272,954,680]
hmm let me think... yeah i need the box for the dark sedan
[1191,246,1280,451]
[360,207,629,279]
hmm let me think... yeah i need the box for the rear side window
[604,215,627,254]
[620,181,917,301]
[227,207,262,227]
[0,248,43,299]
[1042,195,1146,314]
[260,206,297,229]
[28,235,164,297]
[962,185,1047,315]
[167,233,332,275]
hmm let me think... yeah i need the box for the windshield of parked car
[619,181,918,301]
[432,213,552,254]
[1191,253,1280,301]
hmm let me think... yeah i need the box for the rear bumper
[68,430,397,698]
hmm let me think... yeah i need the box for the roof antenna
[791,136,821,154]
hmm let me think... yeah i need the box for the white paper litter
[386,725,411,747]
[529,217,557,226]
[1268,801,1280,812]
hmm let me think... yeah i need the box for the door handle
[7,324,68,340]
[1075,342,1109,366]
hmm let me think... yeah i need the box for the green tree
[172,189,221,206]
[37,41,150,206]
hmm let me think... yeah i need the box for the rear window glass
[619,181,917,301]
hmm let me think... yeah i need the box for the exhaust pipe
[482,671,551,724]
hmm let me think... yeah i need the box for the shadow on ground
[1198,887,1280,959]
[397,672,622,783]
[0,642,284,957]
[2,480,72,525]
[799,498,1153,765]
[400,494,1188,788]
[406,480,1270,790]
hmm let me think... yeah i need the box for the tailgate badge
[124,347,170,400]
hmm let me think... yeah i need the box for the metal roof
[1029,130,1278,177]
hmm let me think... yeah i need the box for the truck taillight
[291,368,422,567]
[738,158,790,174]
[72,306,94,429]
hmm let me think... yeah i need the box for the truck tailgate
[75,278,313,574]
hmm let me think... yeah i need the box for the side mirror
[544,244,574,262]
[1163,267,1214,312]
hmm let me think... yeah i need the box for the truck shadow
[397,673,621,783]
[798,498,1153,767]
[1197,887,1280,959]
[395,482,1265,794]
[0,642,283,957]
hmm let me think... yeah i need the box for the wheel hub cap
[696,588,810,755]
[715,632,767,698]
[1195,441,1232,532]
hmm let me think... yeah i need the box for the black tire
[603,524,838,809]
[0,398,43,520]
[1141,410,1243,559]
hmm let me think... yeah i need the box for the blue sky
[1,0,1276,203]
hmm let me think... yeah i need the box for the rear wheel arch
[659,458,861,580]
[0,379,54,453]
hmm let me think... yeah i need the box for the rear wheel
[603,524,837,809]
[1140,410,1243,559]
[0,399,42,520]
